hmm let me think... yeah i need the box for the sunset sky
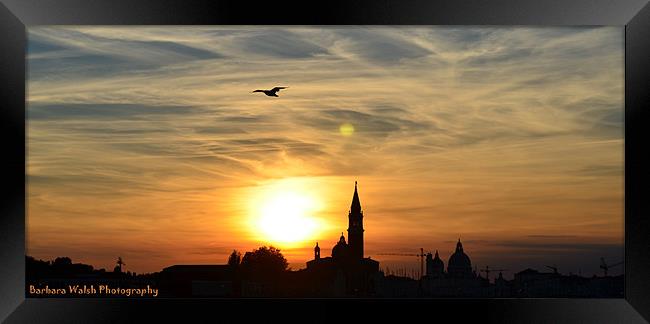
[27,27,624,278]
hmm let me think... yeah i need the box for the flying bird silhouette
[252,87,288,97]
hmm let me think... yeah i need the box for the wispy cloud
[26,26,623,274]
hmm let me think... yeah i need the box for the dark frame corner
[1,0,649,322]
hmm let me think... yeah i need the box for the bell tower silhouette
[347,181,364,260]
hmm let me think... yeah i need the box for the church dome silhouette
[448,250,471,268]
[447,239,472,278]
[332,233,349,260]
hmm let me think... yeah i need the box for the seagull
[252,86,288,97]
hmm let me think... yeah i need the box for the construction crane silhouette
[479,265,507,281]
[600,257,623,277]
[377,248,427,279]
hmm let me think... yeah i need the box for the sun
[257,192,318,243]
[249,178,326,246]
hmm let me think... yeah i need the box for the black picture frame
[1,0,649,322]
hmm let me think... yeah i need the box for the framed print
[1,0,649,322]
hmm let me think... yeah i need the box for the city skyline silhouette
[26,182,624,298]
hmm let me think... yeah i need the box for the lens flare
[339,123,355,136]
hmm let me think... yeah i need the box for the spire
[456,238,463,252]
[434,250,440,259]
[350,181,361,214]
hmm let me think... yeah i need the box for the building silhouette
[158,265,235,297]
[347,181,364,260]
[417,239,488,297]
[304,181,381,296]
[447,239,473,279]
